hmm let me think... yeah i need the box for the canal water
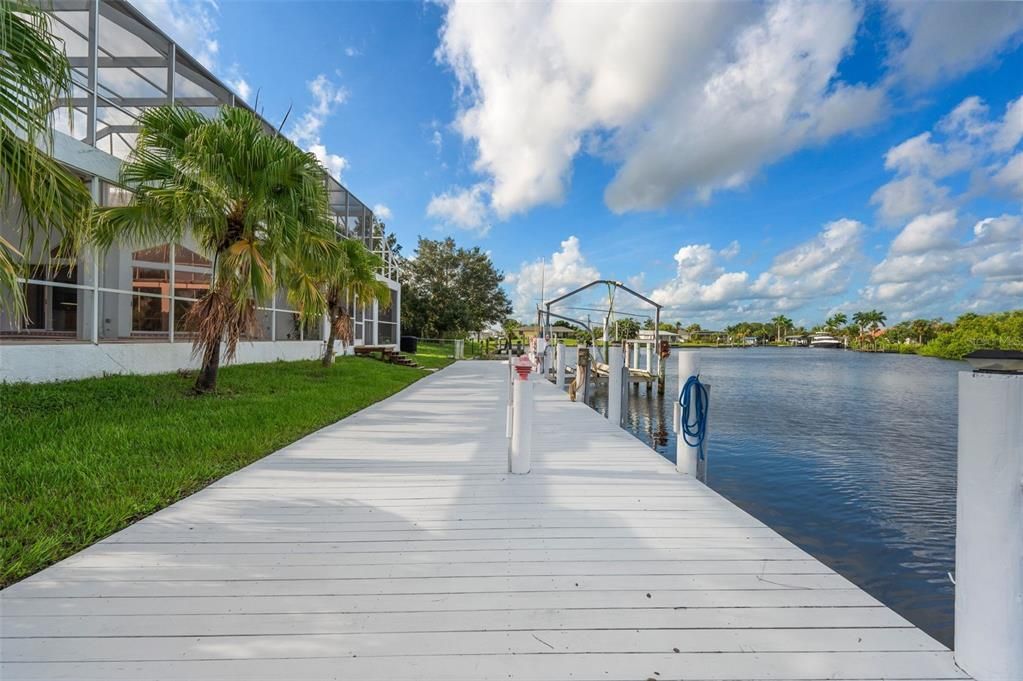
[567,345,962,647]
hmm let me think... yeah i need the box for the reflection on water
[567,345,962,647]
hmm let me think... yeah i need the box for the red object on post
[514,355,532,380]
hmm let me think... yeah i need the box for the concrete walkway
[0,361,967,680]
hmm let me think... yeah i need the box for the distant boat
[809,333,843,348]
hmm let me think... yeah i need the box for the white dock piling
[509,373,533,474]
[954,370,1023,681]
[675,351,700,477]
[555,342,565,386]
[534,337,547,374]
[607,346,624,426]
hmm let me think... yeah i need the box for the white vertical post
[506,360,514,438]
[555,342,566,386]
[954,370,1023,681]
[168,243,175,343]
[166,42,176,105]
[85,0,98,146]
[90,247,100,344]
[534,336,547,374]
[646,342,653,373]
[89,178,101,344]
[675,351,700,476]
[510,372,532,474]
[270,265,277,342]
[607,346,624,426]
[393,285,401,345]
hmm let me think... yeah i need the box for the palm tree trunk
[195,340,221,393]
[322,315,338,367]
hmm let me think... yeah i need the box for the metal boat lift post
[543,280,663,395]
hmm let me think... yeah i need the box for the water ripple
[577,346,962,647]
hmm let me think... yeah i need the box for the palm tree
[852,310,886,350]
[1,0,92,317]
[93,105,335,392]
[296,237,391,367]
[852,311,868,342]
[910,318,930,344]
[869,309,887,332]
[501,317,521,350]
[866,309,887,349]
[771,315,792,342]
[825,312,847,333]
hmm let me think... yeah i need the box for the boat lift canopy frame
[542,279,663,368]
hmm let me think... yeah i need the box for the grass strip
[0,356,448,586]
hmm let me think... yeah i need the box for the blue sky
[142,1,1022,328]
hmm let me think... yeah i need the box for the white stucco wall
[0,340,337,384]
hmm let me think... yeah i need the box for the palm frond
[0,233,25,320]
[0,0,92,316]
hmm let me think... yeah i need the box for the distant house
[743,336,760,347]
[785,334,808,346]
[688,330,727,344]
[519,325,540,339]
[637,329,679,342]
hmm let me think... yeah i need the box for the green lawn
[412,340,459,368]
[0,356,447,587]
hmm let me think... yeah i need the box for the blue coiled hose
[679,374,709,459]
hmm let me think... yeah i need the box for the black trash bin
[400,336,419,353]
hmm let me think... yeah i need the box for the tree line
[672,310,1022,359]
[538,308,1021,361]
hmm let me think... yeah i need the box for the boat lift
[539,280,665,394]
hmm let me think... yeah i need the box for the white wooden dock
[0,361,968,680]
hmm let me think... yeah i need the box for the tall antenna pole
[540,257,546,339]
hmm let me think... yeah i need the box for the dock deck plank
[0,360,968,680]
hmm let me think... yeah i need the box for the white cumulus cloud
[649,219,864,317]
[437,1,888,219]
[288,75,349,180]
[135,0,220,69]
[426,184,491,234]
[870,175,951,225]
[993,152,1023,198]
[505,236,600,319]
[864,212,1023,315]
[885,1,1023,88]
[889,211,960,255]
[872,93,1023,223]
[435,0,1022,228]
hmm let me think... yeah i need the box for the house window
[22,248,79,334]
[131,244,212,335]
